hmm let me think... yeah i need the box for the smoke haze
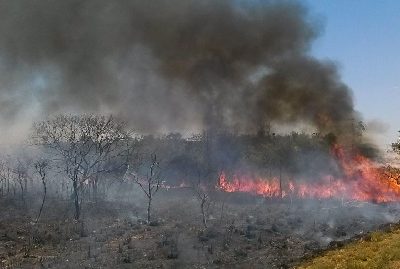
[0,0,358,141]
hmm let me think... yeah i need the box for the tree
[31,114,133,220]
[392,131,400,155]
[193,180,211,228]
[133,154,161,224]
[0,160,12,197]
[34,159,50,223]
[11,158,31,204]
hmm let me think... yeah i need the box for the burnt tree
[12,158,30,204]
[31,114,133,220]
[34,159,50,223]
[392,131,400,155]
[133,154,161,224]
[0,161,12,197]
[194,183,210,228]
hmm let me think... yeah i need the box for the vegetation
[298,228,400,269]
[295,130,400,268]
[0,114,398,268]
[31,114,133,219]
[392,131,400,155]
[0,113,380,223]
[132,154,162,224]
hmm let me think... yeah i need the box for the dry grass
[298,228,400,269]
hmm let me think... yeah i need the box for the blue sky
[304,0,400,148]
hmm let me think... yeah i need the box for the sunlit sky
[305,0,400,149]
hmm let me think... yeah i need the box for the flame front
[218,144,400,203]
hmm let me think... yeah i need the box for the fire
[218,144,400,203]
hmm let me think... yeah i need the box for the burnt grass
[1,189,400,269]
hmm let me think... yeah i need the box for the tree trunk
[93,177,99,202]
[24,177,28,195]
[279,164,282,199]
[73,180,80,220]
[18,179,24,203]
[201,199,207,228]
[36,180,47,223]
[147,197,152,223]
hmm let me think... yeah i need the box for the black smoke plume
[0,0,358,136]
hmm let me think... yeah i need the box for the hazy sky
[305,0,400,148]
[0,0,398,150]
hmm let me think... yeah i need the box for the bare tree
[31,114,133,220]
[0,160,12,197]
[11,158,31,204]
[34,159,50,223]
[133,154,161,224]
[193,180,211,228]
[392,131,400,155]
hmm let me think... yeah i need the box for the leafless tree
[34,159,50,223]
[31,114,134,220]
[193,179,211,228]
[133,154,161,224]
[0,160,12,197]
[392,130,400,155]
[11,158,31,204]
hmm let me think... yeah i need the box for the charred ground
[0,115,399,268]
[1,190,400,269]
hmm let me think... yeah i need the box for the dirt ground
[1,188,400,269]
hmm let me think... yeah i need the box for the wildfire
[218,144,400,203]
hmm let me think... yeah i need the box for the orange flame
[218,144,400,203]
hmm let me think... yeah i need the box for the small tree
[392,131,400,155]
[193,180,210,228]
[0,160,12,197]
[11,158,31,204]
[31,114,133,220]
[133,154,161,224]
[34,159,50,223]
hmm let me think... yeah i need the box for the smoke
[0,0,358,138]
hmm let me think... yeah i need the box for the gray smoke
[0,0,358,137]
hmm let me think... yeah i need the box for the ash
[1,188,399,269]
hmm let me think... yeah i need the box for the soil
[1,188,400,269]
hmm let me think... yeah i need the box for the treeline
[139,130,341,184]
[0,114,365,220]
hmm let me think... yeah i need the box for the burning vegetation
[0,0,398,268]
[218,144,400,203]
[0,114,399,268]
